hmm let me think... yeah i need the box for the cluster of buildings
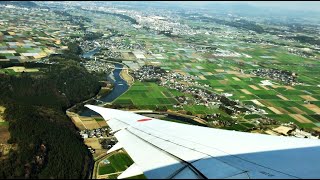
[251,68,298,85]
[79,39,101,52]
[288,47,316,59]
[212,48,243,58]
[267,124,319,139]
[97,49,122,60]
[132,65,166,81]
[208,118,235,127]
[79,34,146,61]
[252,117,279,126]
[81,5,207,37]
[80,58,114,73]
[133,65,266,118]
[79,127,111,139]
[204,113,221,120]
[100,138,117,150]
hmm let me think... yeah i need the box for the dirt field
[313,127,320,132]
[229,66,239,71]
[276,107,290,114]
[264,130,281,136]
[284,86,295,90]
[5,66,39,72]
[85,138,102,150]
[0,126,10,144]
[289,114,313,123]
[241,89,253,95]
[215,69,225,72]
[94,149,108,159]
[300,95,318,101]
[277,95,289,101]
[70,115,86,130]
[271,85,281,89]
[198,75,206,80]
[290,107,306,114]
[219,80,229,85]
[259,85,270,90]
[68,112,104,130]
[251,100,265,107]
[232,77,241,81]
[303,104,320,113]
[214,88,224,92]
[268,107,283,114]
[121,53,131,60]
[121,52,135,60]
[272,126,293,135]
[249,85,260,90]
[97,121,108,127]
[226,70,240,74]
[120,69,134,85]
[82,119,101,130]
[173,70,187,76]
[0,106,5,122]
[259,100,274,107]
[0,106,5,113]
[235,74,255,78]
[196,66,205,70]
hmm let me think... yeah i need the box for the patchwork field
[68,112,107,130]
[149,52,320,131]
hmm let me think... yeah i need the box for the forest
[0,46,102,178]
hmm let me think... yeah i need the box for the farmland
[113,81,179,110]
[111,33,320,134]
[97,151,146,179]
[1,1,320,179]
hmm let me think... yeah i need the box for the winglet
[85,104,136,121]
[107,142,123,154]
[117,163,143,179]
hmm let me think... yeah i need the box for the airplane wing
[85,105,320,179]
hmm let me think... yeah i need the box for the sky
[246,1,320,11]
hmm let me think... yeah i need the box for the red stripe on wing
[137,118,152,122]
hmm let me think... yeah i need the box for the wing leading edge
[85,105,320,179]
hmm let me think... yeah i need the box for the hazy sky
[246,1,320,11]
[160,1,320,12]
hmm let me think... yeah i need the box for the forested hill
[0,51,102,178]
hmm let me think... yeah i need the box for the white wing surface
[85,105,320,179]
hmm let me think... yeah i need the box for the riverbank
[120,68,134,85]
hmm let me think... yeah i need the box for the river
[82,47,101,59]
[80,61,129,116]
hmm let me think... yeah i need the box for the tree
[186,111,193,115]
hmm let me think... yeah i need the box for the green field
[98,151,147,179]
[0,69,18,76]
[94,117,105,122]
[0,122,9,126]
[113,82,179,110]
